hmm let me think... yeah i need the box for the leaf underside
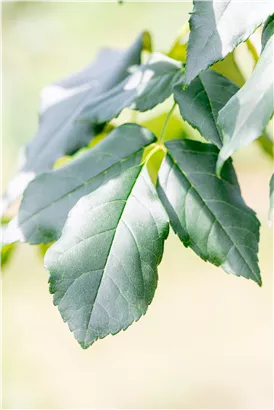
[45,166,169,348]
[157,139,261,285]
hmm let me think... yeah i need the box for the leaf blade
[4,124,156,245]
[174,69,239,148]
[2,33,148,214]
[157,139,261,285]
[45,166,169,348]
[185,0,274,84]
[80,52,183,124]
[217,36,274,175]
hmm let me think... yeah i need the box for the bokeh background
[2,2,273,409]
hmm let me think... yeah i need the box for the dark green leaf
[80,52,183,124]
[269,174,274,225]
[185,0,274,84]
[4,124,156,245]
[174,69,238,148]
[45,165,169,348]
[2,32,149,214]
[217,36,274,175]
[262,14,274,51]
[157,139,261,285]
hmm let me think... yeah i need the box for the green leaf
[157,139,261,285]
[45,165,169,348]
[262,14,274,51]
[174,69,239,148]
[269,174,274,225]
[1,221,16,268]
[4,124,156,245]
[217,36,274,175]
[2,32,148,215]
[80,52,183,123]
[185,0,274,85]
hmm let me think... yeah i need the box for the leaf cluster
[2,1,274,348]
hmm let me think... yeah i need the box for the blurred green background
[2,2,273,409]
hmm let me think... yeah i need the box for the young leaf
[262,14,274,51]
[80,52,183,123]
[174,69,238,148]
[185,0,274,84]
[45,166,169,348]
[269,174,274,225]
[4,124,156,245]
[157,139,261,285]
[1,32,149,215]
[217,36,274,175]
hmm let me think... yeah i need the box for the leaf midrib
[82,165,144,347]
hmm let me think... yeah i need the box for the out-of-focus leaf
[185,0,274,84]
[174,69,238,148]
[213,52,245,87]
[217,36,274,175]
[1,32,149,215]
[1,220,16,268]
[157,139,261,285]
[168,23,189,62]
[4,124,156,245]
[45,166,169,348]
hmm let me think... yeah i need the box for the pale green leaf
[174,69,238,148]
[185,0,274,84]
[45,166,169,348]
[4,124,156,245]
[157,139,261,285]
[217,36,274,175]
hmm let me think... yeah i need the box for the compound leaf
[45,165,169,348]
[2,32,148,214]
[80,52,183,123]
[217,36,274,175]
[157,139,261,285]
[174,69,238,148]
[185,0,274,84]
[4,124,156,245]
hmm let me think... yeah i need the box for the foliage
[1,1,273,348]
